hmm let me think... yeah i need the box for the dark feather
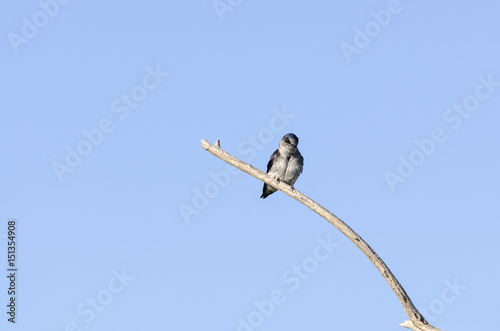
[261,149,280,198]
[266,149,280,172]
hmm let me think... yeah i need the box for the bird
[261,133,304,199]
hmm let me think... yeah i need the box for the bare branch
[201,139,445,331]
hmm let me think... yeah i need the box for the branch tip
[201,139,210,150]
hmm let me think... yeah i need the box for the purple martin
[261,133,304,199]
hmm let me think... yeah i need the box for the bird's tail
[260,184,276,199]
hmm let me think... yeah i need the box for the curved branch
[201,139,444,331]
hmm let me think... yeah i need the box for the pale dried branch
[201,139,445,331]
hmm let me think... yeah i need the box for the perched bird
[261,133,304,199]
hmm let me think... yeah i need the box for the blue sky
[1,1,499,330]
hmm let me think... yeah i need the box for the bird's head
[279,133,299,152]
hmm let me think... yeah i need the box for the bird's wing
[266,149,280,173]
[297,152,304,173]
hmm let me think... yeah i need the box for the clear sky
[1,1,499,330]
